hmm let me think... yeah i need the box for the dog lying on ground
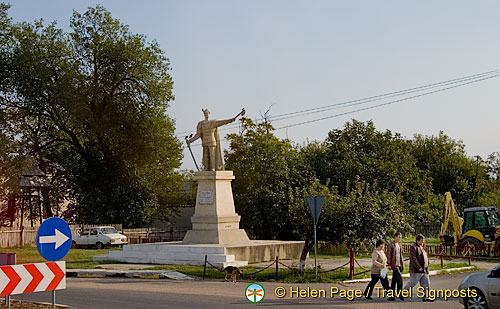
[223,266,242,282]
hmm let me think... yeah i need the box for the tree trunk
[7,195,16,227]
[42,187,53,218]
[298,236,315,273]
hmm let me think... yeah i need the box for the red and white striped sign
[0,261,65,296]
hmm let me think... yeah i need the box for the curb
[67,269,193,280]
[0,300,69,308]
[342,266,475,284]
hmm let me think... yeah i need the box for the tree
[477,152,500,208]
[311,120,438,222]
[410,132,485,209]
[225,118,314,239]
[288,177,411,270]
[288,179,345,270]
[0,6,183,227]
[339,180,410,248]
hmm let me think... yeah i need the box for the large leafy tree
[225,118,314,239]
[310,120,439,222]
[0,6,182,227]
[410,132,485,209]
[478,152,500,208]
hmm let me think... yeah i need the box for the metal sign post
[305,196,325,280]
[36,217,71,308]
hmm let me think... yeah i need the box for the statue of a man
[187,108,244,171]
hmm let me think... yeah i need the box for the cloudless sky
[6,1,500,170]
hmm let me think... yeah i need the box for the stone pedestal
[96,170,305,267]
[182,171,250,244]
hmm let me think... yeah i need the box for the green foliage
[288,179,345,244]
[0,6,183,227]
[225,118,314,239]
[312,120,438,223]
[341,180,410,248]
[479,152,500,209]
[411,132,483,209]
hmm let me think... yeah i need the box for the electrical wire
[175,70,498,136]
[181,70,499,146]
[274,73,499,130]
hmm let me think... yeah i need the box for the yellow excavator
[440,192,500,250]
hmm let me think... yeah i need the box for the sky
[5,1,500,170]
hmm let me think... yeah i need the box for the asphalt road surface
[12,271,478,308]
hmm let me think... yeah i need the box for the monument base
[183,170,250,244]
[96,240,305,268]
[182,229,249,244]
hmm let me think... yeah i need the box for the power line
[274,73,499,130]
[269,71,499,123]
[185,73,498,147]
[175,69,498,136]
[269,69,498,121]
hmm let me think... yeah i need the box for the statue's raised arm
[187,108,245,171]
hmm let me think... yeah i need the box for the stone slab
[185,170,250,244]
[95,240,304,267]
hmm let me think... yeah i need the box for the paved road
[12,272,479,308]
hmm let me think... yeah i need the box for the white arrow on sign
[39,229,69,249]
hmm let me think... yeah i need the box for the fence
[123,227,187,244]
[413,221,442,237]
[0,225,187,247]
[318,242,349,256]
[0,225,83,247]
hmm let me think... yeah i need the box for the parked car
[459,264,500,309]
[72,226,128,249]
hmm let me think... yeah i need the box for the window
[464,212,474,231]
[90,229,98,235]
[80,229,89,236]
[101,227,117,234]
[474,211,488,229]
[487,210,499,227]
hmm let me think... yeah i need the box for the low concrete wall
[225,241,304,263]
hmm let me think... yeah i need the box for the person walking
[387,232,404,301]
[403,234,433,302]
[364,239,391,300]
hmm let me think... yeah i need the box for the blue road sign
[306,195,325,225]
[36,217,72,261]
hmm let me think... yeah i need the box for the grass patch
[402,236,441,244]
[144,262,477,283]
[1,247,478,281]
[0,247,120,269]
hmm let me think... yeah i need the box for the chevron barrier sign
[0,261,65,296]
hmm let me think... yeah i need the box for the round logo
[245,283,265,303]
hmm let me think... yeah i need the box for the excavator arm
[440,192,464,245]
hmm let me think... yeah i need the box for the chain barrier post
[203,255,207,280]
[349,248,354,280]
[275,256,279,281]
[440,244,444,268]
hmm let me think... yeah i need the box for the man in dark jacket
[403,234,433,302]
[387,232,404,301]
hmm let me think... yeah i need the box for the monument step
[109,251,235,263]
[122,242,226,254]
[100,256,248,268]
